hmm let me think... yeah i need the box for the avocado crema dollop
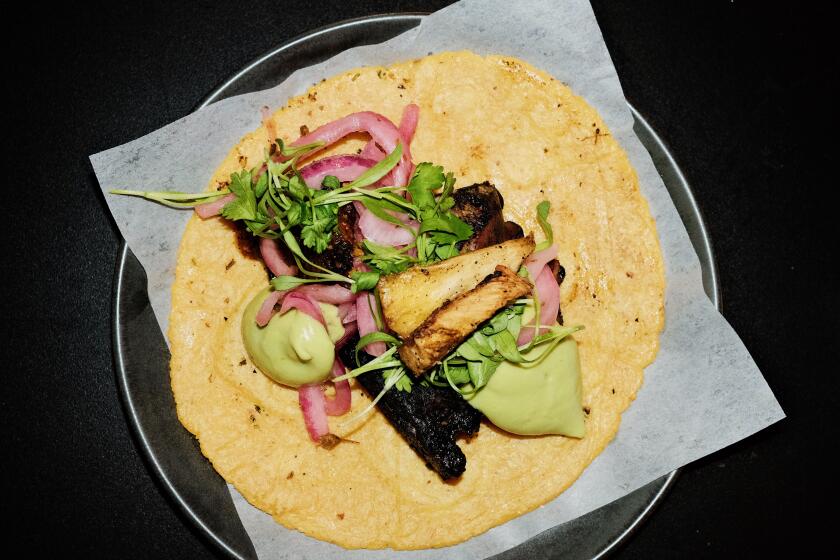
[466,335,585,438]
[241,288,345,388]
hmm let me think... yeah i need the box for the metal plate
[113,13,720,560]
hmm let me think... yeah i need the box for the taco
[153,51,663,549]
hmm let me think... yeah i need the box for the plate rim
[112,12,720,559]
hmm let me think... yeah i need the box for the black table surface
[3,1,833,557]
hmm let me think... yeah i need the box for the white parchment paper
[90,0,785,557]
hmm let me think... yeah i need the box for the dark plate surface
[113,14,719,560]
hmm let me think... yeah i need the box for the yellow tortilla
[168,51,665,549]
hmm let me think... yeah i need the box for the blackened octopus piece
[338,337,482,480]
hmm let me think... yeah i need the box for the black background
[2,0,834,557]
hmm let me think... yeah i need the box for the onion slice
[279,292,326,326]
[359,140,384,161]
[294,283,355,305]
[298,155,377,189]
[255,290,284,327]
[355,201,417,246]
[398,103,420,146]
[259,238,298,277]
[356,292,385,356]
[359,103,420,163]
[324,360,351,416]
[194,193,236,219]
[517,264,561,345]
[337,302,357,324]
[292,111,413,186]
[524,244,558,281]
[298,384,329,442]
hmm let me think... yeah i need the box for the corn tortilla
[168,51,665,549]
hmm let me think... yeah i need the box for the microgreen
[349,271,380,292]
[107,189,231,209]
[338,366,407,427]
[534,200,554,252]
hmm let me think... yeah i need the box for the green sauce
[466,336,585,437]
[241,288,345,388]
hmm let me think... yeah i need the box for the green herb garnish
[534,200,554,251]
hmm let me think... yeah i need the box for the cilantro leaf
[361,240,416,275]
[490,330,528,363]
[407,162,445,210]
[433,242,459,261]
[445,364,471,385]
[350,271,380,292]
[285,202,303,227]
[393,374,413,392]
[467,359,499,389]
[287,174,308,202]
[385,367,413,392]
[299,204,337,253]
[221,170,257,221]
[420,213,473,245]
[321,175,340,190]
[253,170,269,199]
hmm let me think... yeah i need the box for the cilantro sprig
[350,162,473,287]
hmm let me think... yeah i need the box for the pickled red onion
[355,201,417,246]
[279,292,326,326]
[359,103,420,163]
[335,320,358,349]
[324,359,351,416]
[255,290,284,327]
[298,384,329,441]
[292,111,412,186]
[294,284,355,305]
[359,140,384,161]
[398,103,419,146]
[524,244,558,281]
[194,193,236,219]
[517,264,561,345]
[298,155,377,189]
[337,302,357,324]
[259,238,298,277]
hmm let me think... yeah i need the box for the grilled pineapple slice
[378,235,534,338]
[399,266,533,374]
